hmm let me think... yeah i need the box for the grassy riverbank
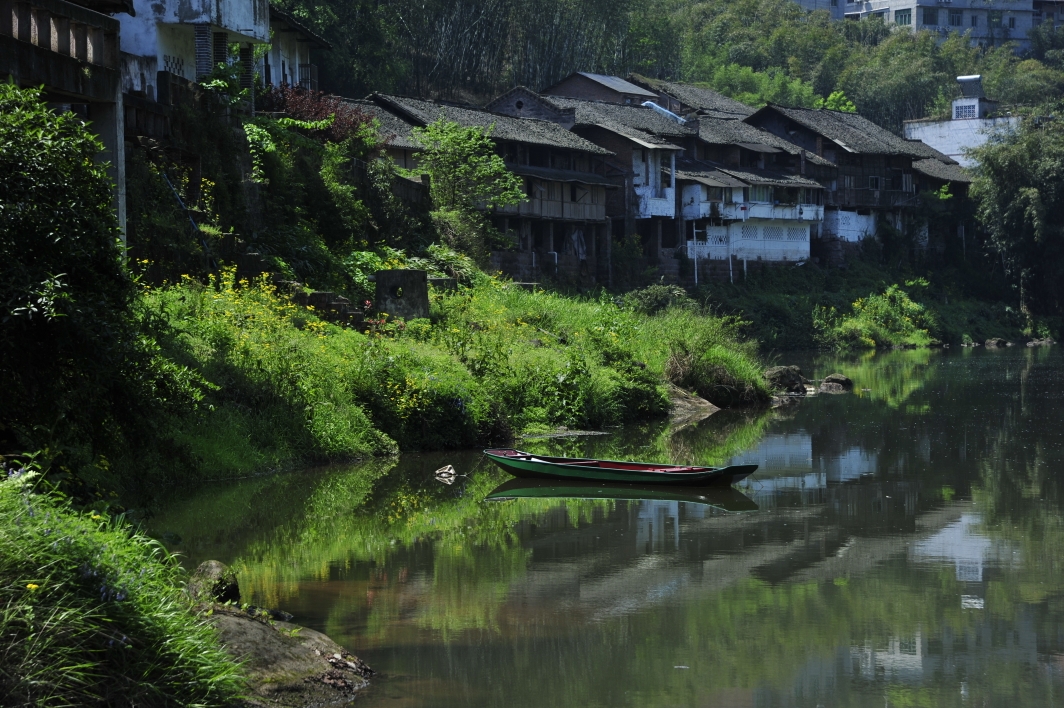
[695,255,1050,351]
[0,468,242,705]
[130,272,768,490]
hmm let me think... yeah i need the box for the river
[150,345,1064,707]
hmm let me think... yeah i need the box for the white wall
[687,220,810,262]
[904,116,1019,167]
[823,209,876,242]
[119,0,269,63]
[264,23,311,87]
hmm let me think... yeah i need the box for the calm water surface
[151,346,1064,707]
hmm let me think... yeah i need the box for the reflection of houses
[2,0,129,232]
[904,76,1020,169]
[368,93,616,283]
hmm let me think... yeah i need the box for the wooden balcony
[1,0,118,69]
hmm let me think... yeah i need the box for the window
[895,8,912,25]
[989,10,1002,27]
[971,14,979,26]
[868,176,881,190]
[1009,16,1016,28]
[955,103,977,118]
[950,9,963,26]
[923,7,939,25]
[831,0,837,6]
[750,185,772,202]
[842,175,857,189]
[902,173,913,192]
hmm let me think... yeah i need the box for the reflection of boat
[483,448,757,486]
[485,478,758,511]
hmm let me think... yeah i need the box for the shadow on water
[148,346,1064,707]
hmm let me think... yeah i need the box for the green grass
[125,272,769,488]
[0,468,243,706]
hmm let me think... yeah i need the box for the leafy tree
[410,118,523,263]
[970,112,1064,317]
[814,90,856,112]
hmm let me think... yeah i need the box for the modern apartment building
[791,0,1057,52]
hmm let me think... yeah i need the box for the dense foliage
[970,111,1064,317]
[0,467,242,706]
[275,0,1064,130]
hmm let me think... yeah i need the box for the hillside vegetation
[278,0,1064,129]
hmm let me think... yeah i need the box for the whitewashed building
[261,6,329,91]
[904,76,1020,168]
[117,0,269,101]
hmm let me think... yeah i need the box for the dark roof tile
[628,74,753,118]
[371,94,613,155]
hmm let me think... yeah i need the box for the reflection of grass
[806,348,938,409]
[162,459,613,636]
[523,407,773,468]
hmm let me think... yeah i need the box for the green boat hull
[485,478,758,511]
[483,448,757,486]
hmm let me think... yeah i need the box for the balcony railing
[1,0,118,69]
[718,202,823,222]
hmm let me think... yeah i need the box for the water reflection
[147,346,1064,707]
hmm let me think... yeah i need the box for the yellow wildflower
[26,584,39,591]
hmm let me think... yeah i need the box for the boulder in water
[820,373,853,392]
[187,560,241,604]
[764,366,808,395]
[985,338,1011,348]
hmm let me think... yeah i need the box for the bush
[813,284,939,350]
[624,284,697,314]
[0,467,243,705]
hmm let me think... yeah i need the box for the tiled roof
[628,74,753,118]
[697,117,834,167]
[547,97,692,140]
[570,73,657,98]
[507,164,617,186]
[370,94,613,155]
[269,6,332,49]
[753,105,960,162]
[344,98,420,149]
[716,166,823,188]
[673,159,821,189]
[913,158,972,184]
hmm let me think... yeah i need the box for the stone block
[375,270,429,320]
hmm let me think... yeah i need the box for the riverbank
[105,272,768,496]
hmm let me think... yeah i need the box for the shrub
[624,284,697,314]
[0,467,243,705]
[813,284,939,350]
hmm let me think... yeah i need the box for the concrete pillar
[375,270,429,320]
[655,219,662,264]
[91,90,125,244]
[606,219,613,288]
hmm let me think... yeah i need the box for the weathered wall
[903,116,1019,168]
[823,209,877,242]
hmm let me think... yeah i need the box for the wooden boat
[485,478,758,511]
[483,448,757,486]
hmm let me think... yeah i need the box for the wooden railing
[496,198,605,221]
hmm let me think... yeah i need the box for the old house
[541,71,658,106]
[117,0,267,100]
[2,0,129,232]
[626,74,754,120]
[493,78,828,276]
[746,104,966,248]
[368,93,617,284]
[262,6,329,91]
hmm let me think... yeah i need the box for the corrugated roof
[370,94,613,155]
[913,158,972,184]
[628,74,753,118]
[574,73,658,98]
[548,97,692,139]
[752,105,959,162]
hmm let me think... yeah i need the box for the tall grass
[131,272,768,486]
[0,469,243,706]
[813,284,940,350]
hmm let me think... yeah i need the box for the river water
[151,345,1064,707]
